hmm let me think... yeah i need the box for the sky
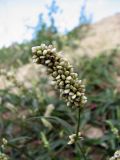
[0,0,120,48]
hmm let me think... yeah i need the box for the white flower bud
[65,80,70,84]
[51,48,56,53]
[72,94,76,99]
[58,70,63,74]
[56,75,60,80]
[33,58,38,63]
[68,139,74,145]
[69,92,74,96]
[40,56,45,59]
[59,81,64,86]
[81,84,85,88]
[36,46,41,50]
[81,99,87,104]
[60,61,65,66]
[32,46,37,53]
[47,49,51,52]
[57,66,62,69]
[64,89,70,94]
[71,73,78,78]
[45,60,51,64]
[67,102,71,107]
[48,45,53,49]
[65,71,69,76]
[41,43,46,49]
[66,76,72,81]
[32,55,37,59]
[65,84,70,89]
[60,89,63,93]
[61,75,66,80]
[76,92,81,96]
[82,96,87,100]
[69,134,76,139]
[52,71,57,77]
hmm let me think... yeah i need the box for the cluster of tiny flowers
[0,69,14,80]
[109,150,120,160]
[0,152,8,160]
[1,139,7,150]
[0,69,23,89]
[32,44,87,108]
[0,138,8,160]
[68,132,82,145]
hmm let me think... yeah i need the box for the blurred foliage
[79,0,92,26]
[0,42,32,68]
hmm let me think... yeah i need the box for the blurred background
[0,0,120,160]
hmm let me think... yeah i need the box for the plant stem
[75,107,81,141]
[77,142,87,160]
[75,107,87,160]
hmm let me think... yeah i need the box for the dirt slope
[66,13,120,57]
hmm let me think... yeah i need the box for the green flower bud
[43,50,47,55]
[65,71,70,76]
[71,73,78,79]
[56,79,61,85]
[65,84,70,89]
[61,74,66,80]
[56,66,62,69]
[58,70,63,74]
[52,71,58,78]
[76,92,81,97]
[47,68,53,74]
[37,50,42,55]
[54,61,59,66]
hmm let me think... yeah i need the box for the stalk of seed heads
[109,150,120,160]
[32,44,87,109]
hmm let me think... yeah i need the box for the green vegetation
[0,1,120,159]
[0,42,120,159]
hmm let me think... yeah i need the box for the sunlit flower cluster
[110,150,120,160]
[0,152,8,160]
[68,132,82,145]
[32,44,87,109]
[0,138,8,160]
